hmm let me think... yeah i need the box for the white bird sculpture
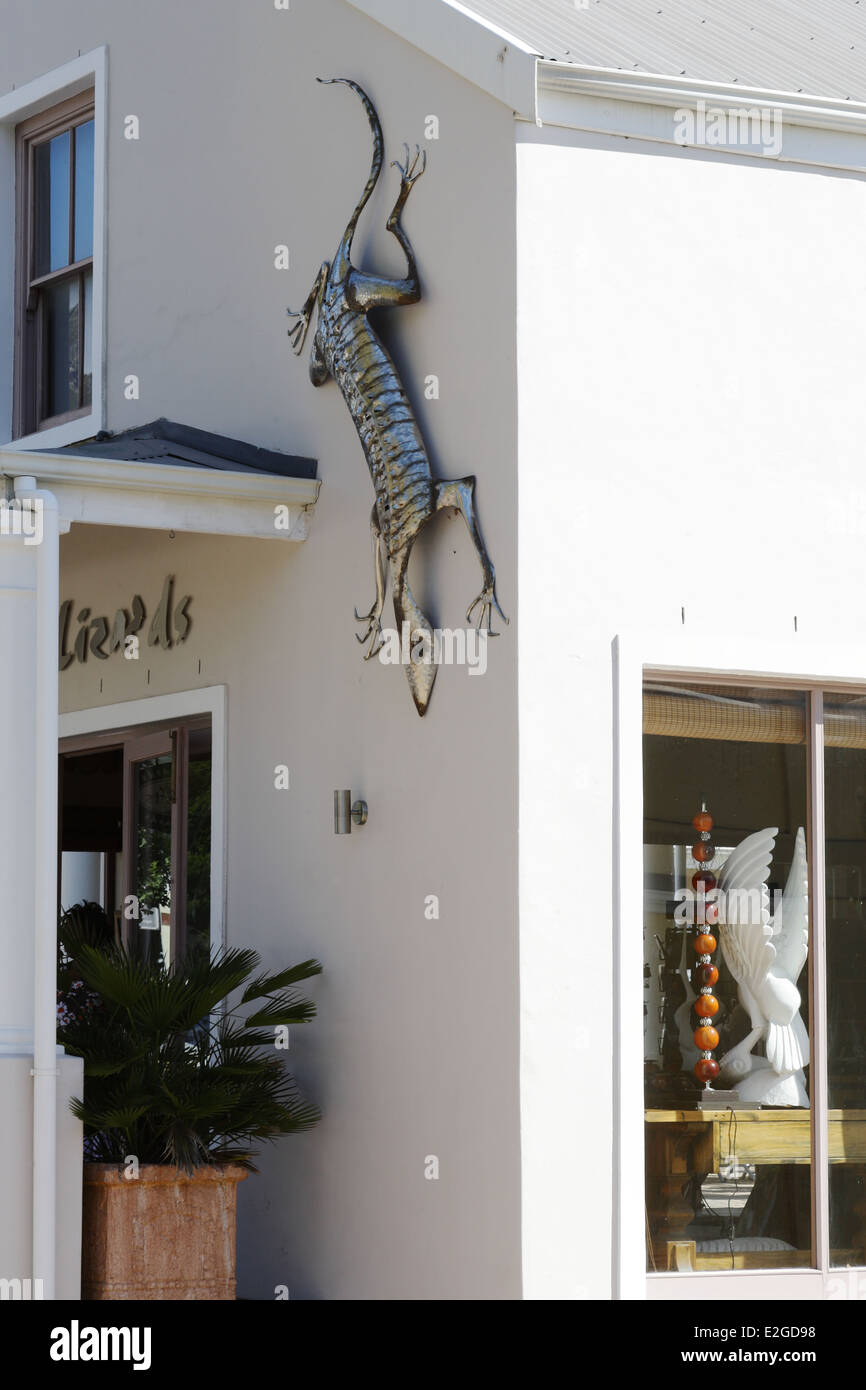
[715,826,810,1108]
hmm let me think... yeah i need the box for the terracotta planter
[82,1163,248,1300]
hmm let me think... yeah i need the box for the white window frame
[58,686,227,957]
[0,48,107,449]
[614,627,866,1302]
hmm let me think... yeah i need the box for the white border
[59,685,227,955]
[614,628,866,1301]
[0,48,107,449]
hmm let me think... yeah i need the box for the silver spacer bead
[701,985,714,994]
[702,1051,713,1060]
[700,954,711,965]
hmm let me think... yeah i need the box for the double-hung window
[14,91,95,436]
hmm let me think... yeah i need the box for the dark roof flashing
[33,417,317,481]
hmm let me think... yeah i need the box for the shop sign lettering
[59,575,192,670]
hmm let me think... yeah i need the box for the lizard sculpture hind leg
[348,143,426,311]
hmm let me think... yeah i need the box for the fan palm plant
[57,920,321,1172]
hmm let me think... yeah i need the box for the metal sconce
[334,790,368,835]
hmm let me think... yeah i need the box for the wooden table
[645,1108,866,1271]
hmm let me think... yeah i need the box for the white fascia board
[344,0,539,119]
[535,61,866,173]
[0,450,321,542]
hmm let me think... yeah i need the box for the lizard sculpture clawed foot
[354,609,385,659]
[390,143,426,193]
[286,307,309,355]
[287,261,330,356]
[466,577,508,637]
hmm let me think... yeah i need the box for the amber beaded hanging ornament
[691,803,721,1087]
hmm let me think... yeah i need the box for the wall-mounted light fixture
[334,790,368,835]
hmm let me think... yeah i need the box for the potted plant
[58,915,321,1301]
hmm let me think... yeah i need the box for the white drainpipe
[14,476,59,1301]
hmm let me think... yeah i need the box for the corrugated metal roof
[462,0,866,100]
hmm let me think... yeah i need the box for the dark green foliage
[58,917,322,1172]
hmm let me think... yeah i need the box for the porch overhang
[0,449,321,541]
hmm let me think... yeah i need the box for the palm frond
[58,927,322,1169]
[240,958,323,1003]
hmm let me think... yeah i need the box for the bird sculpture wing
[772,826,809,984]
[716,827,777,1010]
[759,824,810,1074]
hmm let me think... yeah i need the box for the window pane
[185,728,212,957]
[133,754,173,968]
[824,695,866,1266]
[42,276,80,418]
[644,682,811,1274]
[82,270,93,408]
[34,131,70,276]
[73,119,94,261]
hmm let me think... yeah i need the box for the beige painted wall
[2,0,520,1299]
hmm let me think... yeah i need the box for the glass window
[34,130,70,276]
[644,681,812,1273]
[133,752,174,968]
[73,120,95,262]
[825,695,866,1267]
[185,727,212,958]
[14,95,95,436]
[42,276,81,419]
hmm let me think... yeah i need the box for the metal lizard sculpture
[287,78,506,716]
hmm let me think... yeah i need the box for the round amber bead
[692,841,716,863]
[694,963,719,987]
[695,994,719,1018]
[692,870,717,892]
[694,933,717,955]
[694,1057,720,1083]
[692,811,713,833]
[694,1025,719,1050]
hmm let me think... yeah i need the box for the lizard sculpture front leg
[287,261,330,355]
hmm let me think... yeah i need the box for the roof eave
[1,449,321,542]
[535,59,866,137]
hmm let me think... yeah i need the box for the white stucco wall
[0,0,520,1299]
[517,121,866,1298]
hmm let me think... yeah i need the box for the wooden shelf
[646,1109,866,1165]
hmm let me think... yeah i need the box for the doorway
[60,714,213,966]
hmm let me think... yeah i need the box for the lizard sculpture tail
[390,550,437,716]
